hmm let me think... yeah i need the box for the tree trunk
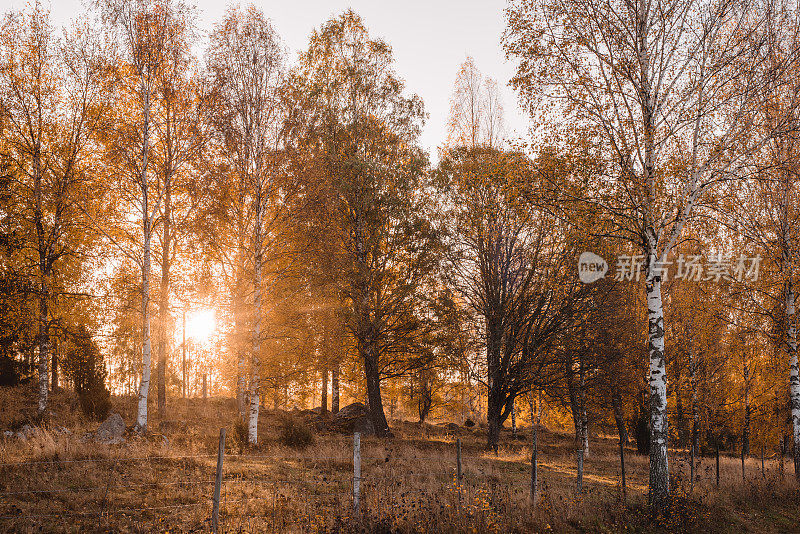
[321,367,328,414]
[50,338,57,391]
[136,86,152,432]
[237,352,246,417]
[488,411,501,453]
[181,310,187,399]
[646,274,669,508]
[157,170,171,419]
[743,355,751,456]
[364,347,389,436]
[33,100,49,415]
[234,274,246,418]
[331,363,340,414]
[612,389,627,500]
[689,342,700,460]
[37,278,49,414]
[579,360,589,457]
[530,393,538,505]
[612,390,628,447]
[486,371,505,452]
[248,198,263,445]
[675,366,686,447]
[786,283,800,480]
[511,402,517,439]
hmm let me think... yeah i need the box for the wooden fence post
[456,438,462,482]
[353,432,361,514]
[761,446,765,479]
[212,428,226,534]
[716,444,720,487]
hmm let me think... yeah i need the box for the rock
[95,413,125,444]
[354,416,375,436]
[334,402,369,420]
[14,424,36,441]
[331,403,376,436]
[3,431,13,438]
[464,419,475,428]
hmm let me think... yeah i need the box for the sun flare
[185,309,216,344]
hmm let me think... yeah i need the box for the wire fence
[0,430,793,532]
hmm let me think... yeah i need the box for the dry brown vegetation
[0,385,798,533]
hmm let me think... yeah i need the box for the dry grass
[0,386,797,533]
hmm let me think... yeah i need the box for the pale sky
[9,0,531,161]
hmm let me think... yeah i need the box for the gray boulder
[15,424,36,441]
[331,403,375,436]
[95,413,125,444]
[334,402,369,420]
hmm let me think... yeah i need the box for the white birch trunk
[786,284,800,478]
[37,282,49,414]
[646,273,669,506]
[33,103,48,414]
[136,84,152,432]
[248,193,263,445]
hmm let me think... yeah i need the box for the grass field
[0,386,798,533]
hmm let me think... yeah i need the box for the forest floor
[0,385,798,533]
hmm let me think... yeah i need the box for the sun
[185,309,216,344]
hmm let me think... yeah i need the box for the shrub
[61,326,111,420]
[0,353,21,386]
[279,415,314,449]
[231,416,249,451]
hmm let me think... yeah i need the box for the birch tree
[98,0,177,431]
[506,0,800,507]
[207,5,286,445]
[446,57,505,150]
[0,4,108,414]
[150,3,202,418]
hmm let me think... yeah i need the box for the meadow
[0,385,797,533]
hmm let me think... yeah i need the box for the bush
[231,416,249,451]
[279,415,314,449]
[0,353,21,386]
[61,326,111,420]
